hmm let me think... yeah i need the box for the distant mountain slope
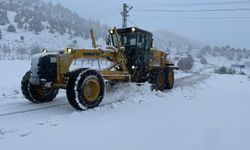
[0,0,107,59]
[153,29,206,51]
[0,0,206,59]
[0,0,108,38]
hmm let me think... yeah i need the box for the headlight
[132,66,135,69]
[66,48,73,53]
[132,27,136,32]
[42,49,48,53]
[109,30,114,34]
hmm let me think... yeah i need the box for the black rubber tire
[21,70,59,103]
[28,83,59,103]
[165,69,174,89]
[66,69,105,110]
[156,70,166,91]
[21,70,33,101]
[66,68,88,109]
[149,69,166,91]
[148,68,160,84]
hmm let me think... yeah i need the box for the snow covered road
[0,71,209,118]
[0,60,249,150]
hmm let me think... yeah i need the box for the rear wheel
[165,69,174,89]
[21,70,59,103]
[66,69,105,110]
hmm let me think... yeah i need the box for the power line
[83,5,120,17]
[126,18,169,44]
[91,13,120,19]
[134,8,250,12]
[132,0,250,7]
[127,18,138,27]
[132,16,250,20]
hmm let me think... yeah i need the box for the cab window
[137,33,145,49]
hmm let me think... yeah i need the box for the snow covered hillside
[0,0,107,59]
[0,59,249,150]
[0,0,208,60]
[154,29,206,51]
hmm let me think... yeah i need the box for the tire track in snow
[174,73,210,88]
[0,73,211,117]
[0,99,125,117]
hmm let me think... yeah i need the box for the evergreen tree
[73,40,77,45]
[0,29,2,40]
[20,36,24,42]
[7,24,16,32]
[0,9,9,25]
[29,16,43,33]
[17,21,24,29]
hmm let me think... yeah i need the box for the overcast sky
[44,0,250,49]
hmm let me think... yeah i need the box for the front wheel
[165,69,174,89]
[66,69,105,110]
[21,70,59,103]
[149,69,166,91]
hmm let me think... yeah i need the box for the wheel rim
[168,71,174,86]
[35,86,53,96]
[82,77,101,102]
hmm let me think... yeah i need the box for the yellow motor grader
[21,27,178,110]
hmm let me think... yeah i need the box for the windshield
[111,32,137,47]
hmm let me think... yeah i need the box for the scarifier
[21,27,178,110]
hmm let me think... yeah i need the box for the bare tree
[16,46,27,60]
[30,44,42,56]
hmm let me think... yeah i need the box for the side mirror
[106,35,111,45]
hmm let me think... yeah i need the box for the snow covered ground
[0,60,249,150]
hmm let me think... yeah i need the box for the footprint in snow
[19,131,32,137]
[48,120,59,127]
[37,121,46,126]
[0,129,6,135]
[13,90,19,95]
[0,128,17,135]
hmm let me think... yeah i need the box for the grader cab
[21,27,178,110]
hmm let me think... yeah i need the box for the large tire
[66,69,105,110]
[21,71,33,101]
[21,70,59,103]
[149,69,166,91]
[28,83,59,103]
[156,70,166,91]
[66,68,88,109]
[165,69,174,89]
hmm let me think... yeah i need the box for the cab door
[136,32,151,67]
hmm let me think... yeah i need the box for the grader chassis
[21,27,178,110]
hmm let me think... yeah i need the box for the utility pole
[121,3,133,28]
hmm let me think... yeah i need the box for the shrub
[239,72,246,75]
[7,24,16,32]
[200,57,208,64]
[177,55,194,70]
[214,66,236,74]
